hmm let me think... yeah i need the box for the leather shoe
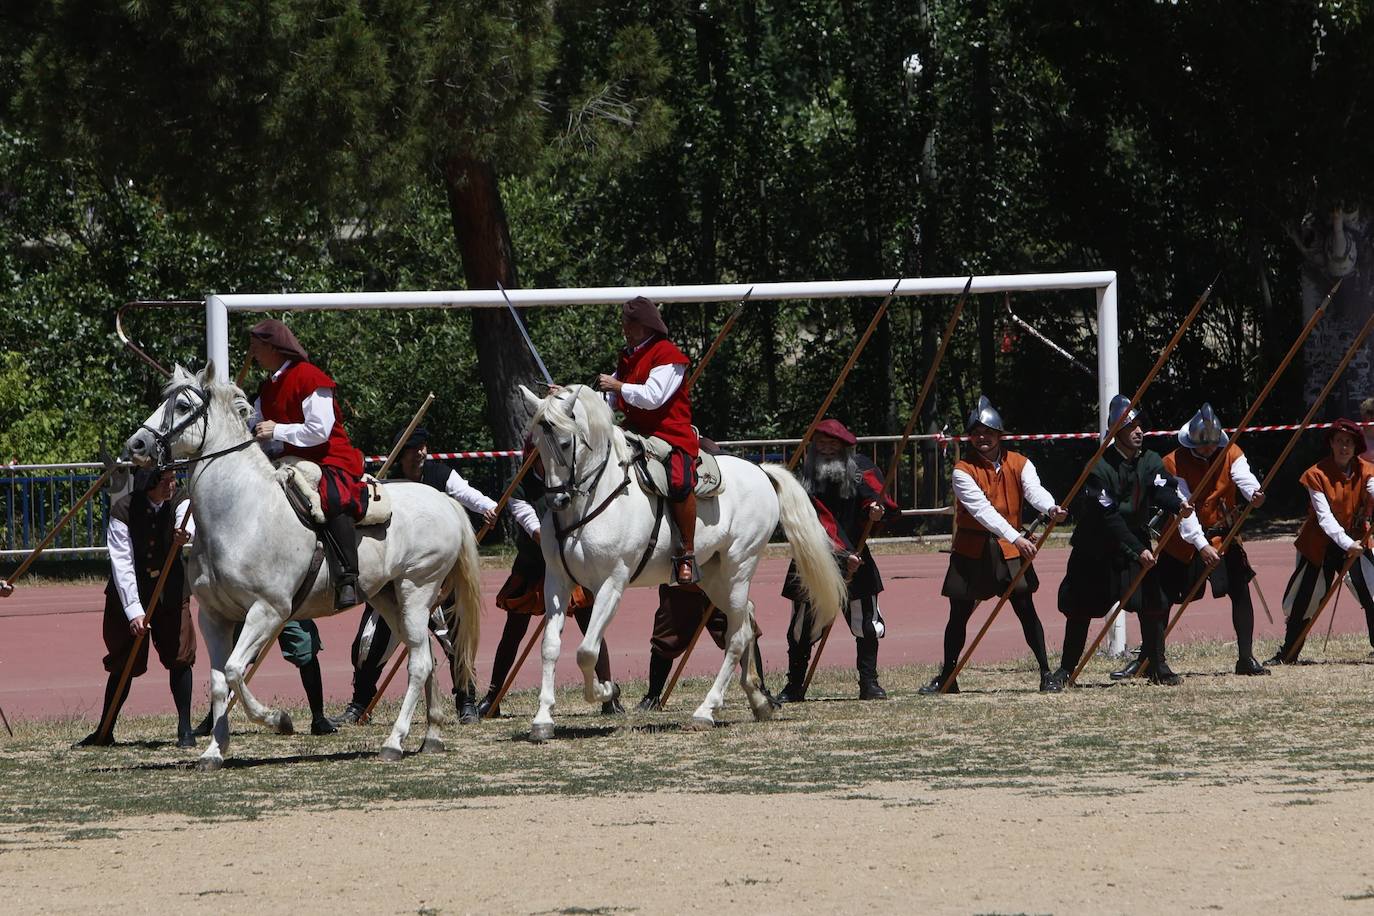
[1045,667,1072,692]
[1148,661,1182,686]
[917,675,959,695]
[310,716,339,735]
[328,701,367,728]
[476,693,500,719]
[1109,658,1142,680]
[72,730,114,748]
[775,682,806,704]
[1039,671,1062,693]
[176,731,197,749]
[602,697,626,715]
[859,681,888,700]
[637,694,662,712]
[1265,651,1290,666]
[1234,656,1270,676]
[455,692,480,725]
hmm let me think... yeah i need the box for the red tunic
[616,336,698,456]
[258,362,364,478]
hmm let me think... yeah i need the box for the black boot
[170,666,195,748]
[638,653,671,711]
[324,514,361,609]
[1235,656,1271,676]
[299,658,337,735]
[1039,670,1062,693]
[918,672,959,695]
[776,642,811,704]
[1109,650,1143,681]
[601,684,626,716]
[476,685,500,719]
[856,636,887,700]
[1144,616,1181,686]
[74,670,132,748]
[328,701,368,728]
[455,685,480,725]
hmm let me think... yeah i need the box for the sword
[497,281,555,388]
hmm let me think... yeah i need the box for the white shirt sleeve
[1019,459,1056,515]
[445,469,497,515]
[107,517,144,622]
[1231,455,1262,501]
[952,468,1021,542]
[175,500,195,542]
[271,388,335,447]
[618,363,686,411]
[1170,477,1209,550]
[509,496,541,537]
[1311,490,1357,552]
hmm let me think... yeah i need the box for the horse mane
[163,364,253,432]
[527,385,632,465]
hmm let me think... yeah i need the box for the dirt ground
[4,773,1373,914]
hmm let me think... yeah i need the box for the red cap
[813,418,857,445]
[1327,418,1365,446]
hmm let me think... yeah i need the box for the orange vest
[1160,444,1241,562]
[952,450,1028,560]
[1295,456,1374,565]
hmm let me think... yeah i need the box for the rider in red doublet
[248,319,367,609]
[596,296,701,585]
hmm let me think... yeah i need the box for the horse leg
[531,570,570,742]
[577,579,625,707]
[195,605,235,771]
[223,600,295,736]
[690,566,755,729]
[374,582,438,761]
[735,600,775,722]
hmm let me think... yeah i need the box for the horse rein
[141,380,257,476]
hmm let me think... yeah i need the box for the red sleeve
[812,496,847,552]
[859,466,899,515]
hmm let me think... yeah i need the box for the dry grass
[2,633,1372,840]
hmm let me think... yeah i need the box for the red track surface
[0,539,1359,722]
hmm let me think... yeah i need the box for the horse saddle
[623,432,724,500]
[275,457,392,527]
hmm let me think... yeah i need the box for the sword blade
[497,282,554,387]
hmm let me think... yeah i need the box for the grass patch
[3,634,1374,832]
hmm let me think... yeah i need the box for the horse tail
[758,464,847,630]
[443,508,484,692]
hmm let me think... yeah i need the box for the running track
[0,539,1363,722]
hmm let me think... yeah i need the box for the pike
[660,279,903,708]
[1142,280,1355,670]
[498,281,555,388]
[1082,278,1331,683]
[943,274,1220,693]
[801,278,971,692]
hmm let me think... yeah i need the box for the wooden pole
[480,616,550,720]
[95,500,192,742]
[1071,280,1336,683]
[660,279,903,708]
[1320,572,1344,655]
[1154,280,1367,658]
[0,700,12,738]
[802,278,972,691]
[941,274,1220,692]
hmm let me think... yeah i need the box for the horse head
[522,384,624,511]
[126,362,251,468]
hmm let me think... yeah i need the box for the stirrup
[671,552,701,586]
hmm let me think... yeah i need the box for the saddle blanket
[625,432,724,500]
[276,457,392,527]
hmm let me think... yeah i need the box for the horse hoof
[687,716,715,732]
[195,756,224,772]
[378,745,404,762]
[276,711,295,736]
[529,722,555,742]
[420,736,445,754]
[752,702,775,723]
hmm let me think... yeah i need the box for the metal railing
[1,435,958,558]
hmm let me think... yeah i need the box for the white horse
[522,385,846,739]
[125,365,482,769]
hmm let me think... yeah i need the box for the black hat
[394,426,429,452]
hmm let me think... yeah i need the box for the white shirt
[509,496,541,537]
[1309,474,1374,552]
[248,361,336,456]
[443,468,497,515]
[951,456,1056,543]
[1174,451,1263,550]
[108,499,194,622]
[609,337,686,411]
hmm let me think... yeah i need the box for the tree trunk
[442,154,541,451]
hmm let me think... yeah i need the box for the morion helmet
[966,395,1006,434]
[1103,394,1144,442]
[1179,403,1228,450]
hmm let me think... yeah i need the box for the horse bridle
[140,379,256,471]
